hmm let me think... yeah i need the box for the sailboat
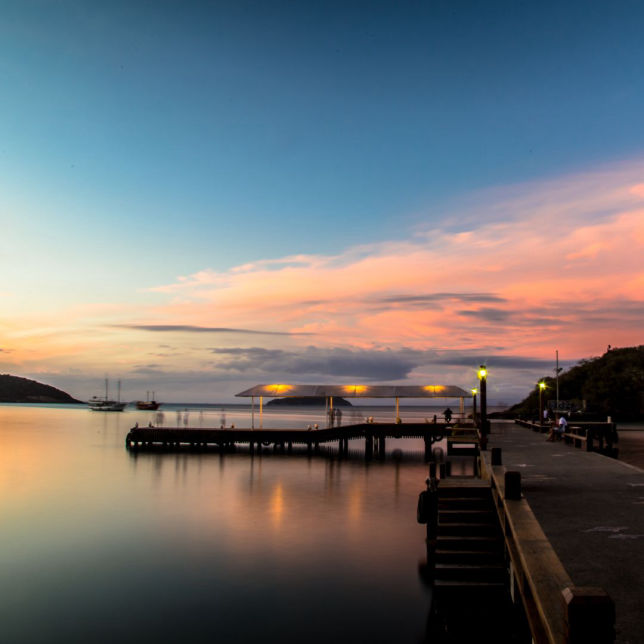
[89,379,127,412]
[136,391,160,410]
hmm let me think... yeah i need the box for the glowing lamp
[538,381,546,390]
[471,388,478,396]
[477,366,487,380]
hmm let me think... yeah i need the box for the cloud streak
[113,324,314,336]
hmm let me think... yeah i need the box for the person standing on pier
[443,407,453,423]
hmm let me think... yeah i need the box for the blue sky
[1,1,643,402]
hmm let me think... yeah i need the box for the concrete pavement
[487,421,644,644]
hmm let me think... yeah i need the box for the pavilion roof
[235,384,469,398]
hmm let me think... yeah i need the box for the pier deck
[487,421,644,644]
[125,422,470,459]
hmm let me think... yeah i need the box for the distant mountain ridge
[0,374,83,404]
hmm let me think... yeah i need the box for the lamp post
[471,388,478,425]
[477,366,488,450]
[538,381,546,426]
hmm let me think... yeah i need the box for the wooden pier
[125,422,475,461]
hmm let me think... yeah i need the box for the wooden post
[505,471,522,500]
[365,434,373,460]
[562,587,615,644]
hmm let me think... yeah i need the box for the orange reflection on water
[269,481,285,530]
[346,481,364,530]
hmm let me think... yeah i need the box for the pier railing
[514,419,618,457]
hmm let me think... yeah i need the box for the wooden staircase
[425,480,530,642]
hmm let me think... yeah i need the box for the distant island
[0,374,83,404]
[266,396,352,407]
[494,345,644,421]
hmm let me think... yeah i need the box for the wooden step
[438,486,491,499]
[434,548,503,564]
[438,521,500,537]
[439,509,495,523]
[434,563,507,583]
[438,497,491,510]
[436,535,503,552]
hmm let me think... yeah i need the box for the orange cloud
[139,162,644,363]
[3,160,643,392]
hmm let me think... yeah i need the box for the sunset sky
[1,1,643,403]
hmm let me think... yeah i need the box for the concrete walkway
[488,421,644,644]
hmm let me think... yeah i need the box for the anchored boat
[89,379,127,412]
[136,391,160,410]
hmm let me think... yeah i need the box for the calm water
[0,404,442,643]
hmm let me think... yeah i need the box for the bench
[563,426,588,449]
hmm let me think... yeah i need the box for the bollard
[505,471,522,500]
[562,587,615,644]
[491,447,502,466]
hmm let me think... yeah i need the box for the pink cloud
[5,160,643,394]
[138,161,643,366]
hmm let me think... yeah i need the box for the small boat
[89,379,127,412]
[136,391,160,410]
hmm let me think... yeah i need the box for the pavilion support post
[395,397,399,422]
[259,396,263,429]
[251,396,255,430]
[459,396,464,418]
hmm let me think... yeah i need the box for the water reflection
[0,404,434,644]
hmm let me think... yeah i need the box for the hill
[0,374,83,404]
[503,346,644,421]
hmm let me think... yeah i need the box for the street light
[538,381,546,426]
[477,365,488,450]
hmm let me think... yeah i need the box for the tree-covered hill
[506,346,644,421]
[0,374,83,404]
